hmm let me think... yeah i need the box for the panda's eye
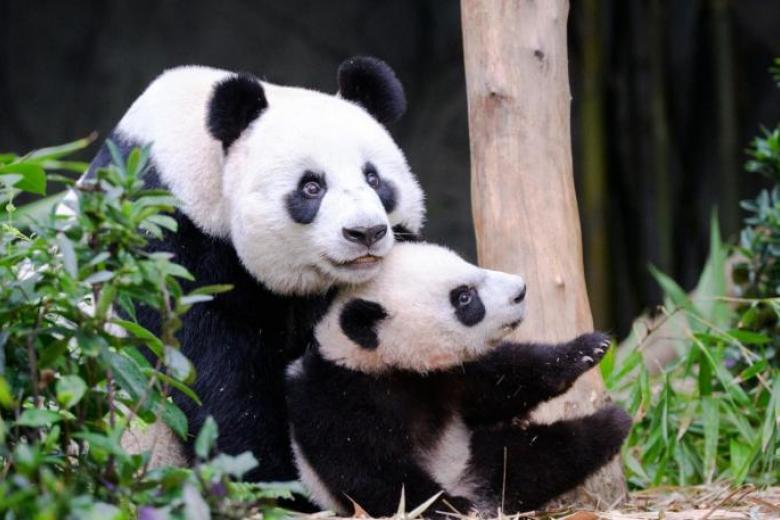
[365,171,380,189]
[455,287,474,307]
[302,180,324,198]
[363,163,382,189]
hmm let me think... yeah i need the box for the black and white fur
[80,57,425,483]
[287,243,631,517]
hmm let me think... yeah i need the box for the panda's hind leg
[470,405,631,514]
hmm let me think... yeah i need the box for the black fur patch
[337,56,406,125]
[450,286,486,326]
[207,73,268,151]
[286,171,327,224]
[339,298,387,350]
[363,162,397,213]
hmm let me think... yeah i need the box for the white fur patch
[419,415,478,501]
[317,243,526,373]
[290,432,345,514]
[286,358,304,379]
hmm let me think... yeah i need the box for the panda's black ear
[337,56,406,125]
[208,73,268,151]
[339,298,388,350]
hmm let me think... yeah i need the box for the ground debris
[293,485,780,520]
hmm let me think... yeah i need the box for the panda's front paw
[571,331,612,369]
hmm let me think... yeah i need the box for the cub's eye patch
[450,285,485,326]
[363,162,397,213]
[340,298,388,350]
[286,171,326,224]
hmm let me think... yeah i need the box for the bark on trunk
[460,0,627,507]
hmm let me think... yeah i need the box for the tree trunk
[460,0,627,508]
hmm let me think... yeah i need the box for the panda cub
[286,243,631,517]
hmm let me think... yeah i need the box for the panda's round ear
[207,73,268,151]
[337,56,406,125]
[339,298,388,350]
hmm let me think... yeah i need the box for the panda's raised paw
[571,331,612,368]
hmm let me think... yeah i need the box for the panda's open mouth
[500,319,523,333]
[329,255,382,270]
[488,320,524,347]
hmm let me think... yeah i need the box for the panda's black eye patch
[286,171,327,224]
[363,162,397,213]
[340,298,388,350]
[450,286,485,327]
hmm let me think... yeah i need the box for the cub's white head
[209,58,425,294]
[315,243,527,373]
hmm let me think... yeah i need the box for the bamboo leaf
[701,396,720,483]
[100,350,147,401]
[0,163,46,195]
[112,319,163,358]
[26,135,95,161]
[16,409,62,428]
[762,376,780,451]
[158,398,188,440]
[194,416,218,459]
[56,233,78,278]
[56,375,87,409]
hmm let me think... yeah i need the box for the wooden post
[461,0,626,507]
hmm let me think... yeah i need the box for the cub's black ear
[208,73,268,151]
[339,298,388,350]
[337,56,406,125]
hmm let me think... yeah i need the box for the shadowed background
[2,0,779,335]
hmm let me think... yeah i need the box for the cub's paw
[588,405,633,452]
[571,331,612,369]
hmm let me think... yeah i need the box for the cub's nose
[513,283,527,304]
[342,224,388,248]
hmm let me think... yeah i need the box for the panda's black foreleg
[459,332,611,424]
[469,404,631,514]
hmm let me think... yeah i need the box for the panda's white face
[113,60,423,296]
[315,243,527,373]
[223,86,424,295]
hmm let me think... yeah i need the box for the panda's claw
[571,331,612,368]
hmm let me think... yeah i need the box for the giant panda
[286,242,632,517]
[85,57,426,483]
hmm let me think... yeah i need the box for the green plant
[0,140,297,518]
[608,61,780,489]
[606,218,780,488]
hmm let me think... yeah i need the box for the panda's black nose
[513,284,527,304]
[342,225,388,247]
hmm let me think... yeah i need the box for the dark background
[2,1,779,335]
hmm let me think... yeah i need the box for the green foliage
[609,219,780,488]
[0,140,295,518]
[609,64,780,488]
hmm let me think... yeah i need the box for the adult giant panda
[286,242,631,517]
[86,57,425,483]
